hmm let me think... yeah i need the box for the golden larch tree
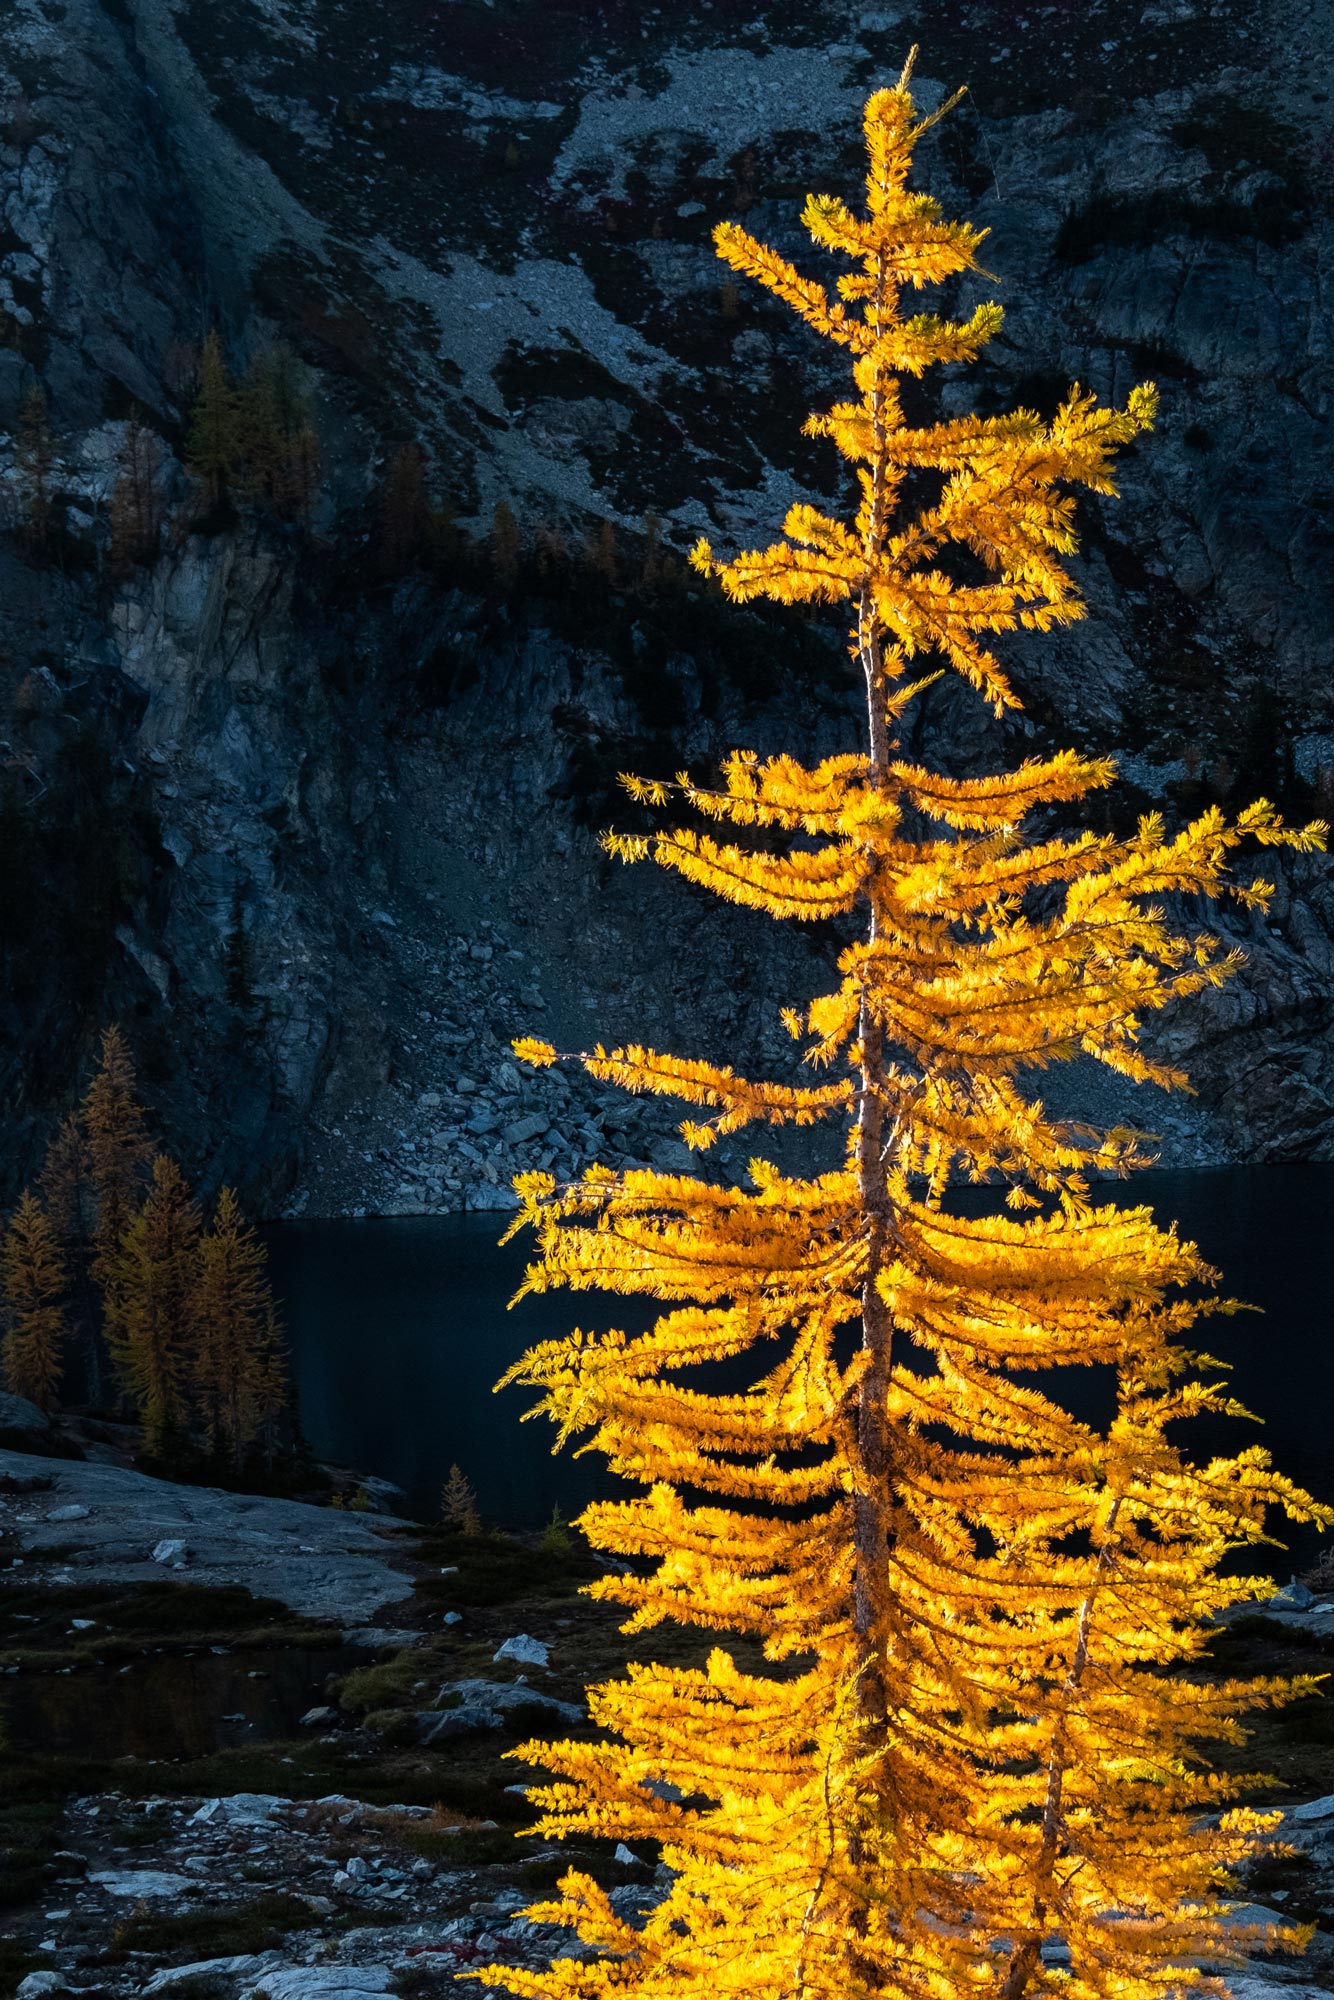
[476,63,1330,2000]
[39,1111,101,1399]
[191,1185,286,1470]
[83,1025,154,1321]
[107,1152,200,1456]
[1,1191,67,1411]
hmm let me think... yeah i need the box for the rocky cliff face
[1,0,1332,1213]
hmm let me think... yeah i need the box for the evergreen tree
[1,1191,66,1410]
[38,1112,100,1401]
[191,1186,286,1470]
[107,415,161,573]
[482,68,1330,2000]
[16,382,54,552]
[186,330,242,507]
[441,1462,481,1535]
[82,1025,153,1324]
[106,1153,200,1455]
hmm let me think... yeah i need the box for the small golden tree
[441,1462,482,1535]
[191,1185,286,1470]
[1,1191,66,1410]
[106,1153,200,1455]
[479,64,1329,2000]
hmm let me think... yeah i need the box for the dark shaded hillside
[0,0,1331,1213]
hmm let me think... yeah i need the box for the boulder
[143,1957,281,1995]
[415,1677,582,1742]
[494,1633,549,1668]
[1290,1793,1334,1824]
[256,1968,395,2000]
[0,1393,49,1434]
[1266,1578,1315,1612]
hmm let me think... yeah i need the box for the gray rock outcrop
[0,1451,416,1623]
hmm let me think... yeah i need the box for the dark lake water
[267,1168,1334,1571]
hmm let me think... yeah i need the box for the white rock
[443,1610,463,1626]
[46,1504,90,1522]
[214,1792,286,1823]
[143,1956,279,1994]
[151,1537,188,1564]
[16,1975,68,1999]
[258,1968,396,2000]
[613,1843,639,1865]
[494,1633,549,1667]
[89,1869,195,1898]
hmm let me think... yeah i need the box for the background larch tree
[39,1111,100,1398]
[82,1024,153,1312]
[106,1152,200,1457]
[479,62,1329,2000]
[2,1191,66,1410]
[191,1185,286,1470]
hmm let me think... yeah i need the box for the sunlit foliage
[478,60,1329,2000]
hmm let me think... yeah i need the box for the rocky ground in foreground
[3,1448,1334,1997]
